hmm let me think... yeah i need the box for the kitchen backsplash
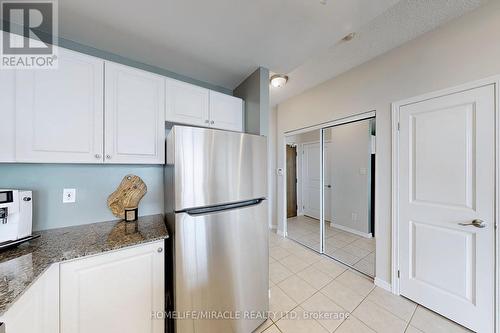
[0,164,164,231]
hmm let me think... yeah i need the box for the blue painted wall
[58,37,233,95]
[0,164,164,231]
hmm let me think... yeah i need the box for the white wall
[275,1,500,286]
[268,106,278,228]
[326,120,372,236]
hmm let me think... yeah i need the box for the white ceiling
[57,0,486,104]
[57,0,398,89]
[270,0,487,105]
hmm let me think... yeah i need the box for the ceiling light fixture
[270,74,288,88]
[342,32,356,42]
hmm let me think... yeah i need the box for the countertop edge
[0,214,169,317]
[0,236,168,317]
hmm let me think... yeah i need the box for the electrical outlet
[351,212,358,221]
[63,189,76,203]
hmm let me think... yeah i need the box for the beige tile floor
[256,230,472,333]
[287,215,376,276]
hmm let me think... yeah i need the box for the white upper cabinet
[209,90,243,132]
[0,70,16,162]
[15,48,104,163]
[165,78,244,132]
[5,45,245,165]
[165,78,209,127]
[104,62,165,164]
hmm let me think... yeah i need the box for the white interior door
[302,142,321,219]
[397,84,495,332]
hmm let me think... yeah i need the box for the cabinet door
[60,241,165,333]
[15,48,104,163]
[0,70,15,162]
[105,62,165,164]
[0,264,59,333]
[209,91,243,132]
[165,78,209,126]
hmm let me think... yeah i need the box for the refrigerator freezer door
[167,126,267,211]
[174,200,269,333]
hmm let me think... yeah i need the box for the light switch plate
[63,188,76,203]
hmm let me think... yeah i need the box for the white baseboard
[329,222,372,238]
[277,229,286,237]
[374,277,392,292]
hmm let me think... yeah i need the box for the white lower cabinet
[60,241,165,333]
[0,241,164,333]
[0,264,59,333]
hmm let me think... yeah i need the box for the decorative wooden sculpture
[107,175,147,219]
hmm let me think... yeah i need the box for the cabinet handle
[157,247,163,253]
[95,154,102,159]
[106,155,112,159]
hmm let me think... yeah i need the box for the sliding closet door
[322,119,376,276]
[285,129,322,252]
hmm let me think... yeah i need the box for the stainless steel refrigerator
[164,125,268,333]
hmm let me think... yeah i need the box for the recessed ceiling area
[57,0,487,105]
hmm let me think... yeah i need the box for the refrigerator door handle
[184,198,265,216]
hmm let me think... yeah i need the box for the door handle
[324,185,332,188]
[458,219,487,228]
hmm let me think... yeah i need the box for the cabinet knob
[210,120,215,125]
[95,154,101,159]
[157,247,163,253]
[106,155,112,159]
[205,120,209,124]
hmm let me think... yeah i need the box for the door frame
[282,110,376,254]
[391,75,500,332]
[286,144,298,218]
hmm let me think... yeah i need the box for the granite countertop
[0,214,168,316]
